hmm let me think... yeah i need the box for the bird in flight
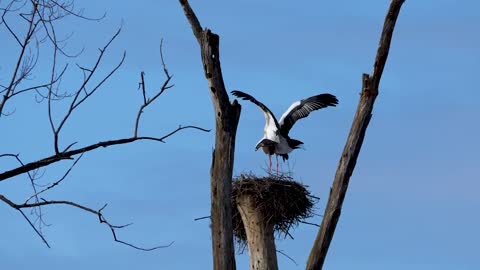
[231,90,338,175]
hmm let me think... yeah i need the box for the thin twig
[300,220,320,227]
[277,249,298,266]
[134,40,173,137]
[0,2,39,116]
[25,153,84,203]
[18,209,51,248]
[194,215,211,221]
[54,28,124,152]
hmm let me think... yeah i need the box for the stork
[231,90,338,175]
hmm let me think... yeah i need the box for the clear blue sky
[1,0,479,269]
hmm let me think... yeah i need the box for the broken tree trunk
[237,194,279,270]
[179,1,241,270]
[306,1,405,269]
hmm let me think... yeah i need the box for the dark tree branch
[1,0,210,253]
[0,1,39,116]
[194,215,211,221]
[300,220,320,227]
[18,208,51,248]
[49,0,106,21]
[9,64,68,98]
[53,28,124,154]
[134,39,174,137]
[25,153,84,203]
[0,194,174,251]
[1,1,23,46]
[0,0,104,115]
[179,1,241,270]
[306,1,405,269]
[178,0,202,42]
[34,5,84,58]
[277,250,298,266]
[0,125,210,181]
[47,19,60,153]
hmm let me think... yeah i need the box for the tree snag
[237,194,279,270]
[179,1,241,270]
[306,1,405,269]
[232,175,315,270]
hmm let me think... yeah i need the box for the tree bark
[306,1,405,269]
[237,195,279,270]
[179,1,240,270]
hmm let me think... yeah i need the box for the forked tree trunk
[237,195,278,270]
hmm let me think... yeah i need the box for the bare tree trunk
[179,1,240,270]
[237,195,279,270]
[306,1,405,269]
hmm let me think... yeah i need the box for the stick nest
[232,173,317,245]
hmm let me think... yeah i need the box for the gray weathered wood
[237,195,279,270]
[306,1,405,269]
[179,1,240,270]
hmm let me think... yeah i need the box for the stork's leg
[268,155,272,174]
[276,155,279,176]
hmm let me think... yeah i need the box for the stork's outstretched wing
[279,94,338,136]
[231,90,280,130]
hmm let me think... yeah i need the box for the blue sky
[1,0,479,269]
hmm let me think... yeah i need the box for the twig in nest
[231,173,318,248]
[300,220,320,227]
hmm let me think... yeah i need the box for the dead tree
[0,0,208,249]
[178,1,241,269]
[307,1,406,269]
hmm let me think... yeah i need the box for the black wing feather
[279,94,338,136]
[231,90,280,128]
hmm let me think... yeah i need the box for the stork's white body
[257,110,294,155]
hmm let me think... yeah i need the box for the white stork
[232,90,338,175]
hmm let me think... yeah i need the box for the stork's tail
[287,138,304,149]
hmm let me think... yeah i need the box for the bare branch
[306,1,405,269]
[1,0,23,46]
[34,5,84,58]
[1,0,210,254]
[0,194,173,250]
[139,71,147,105]
[18,209,51,248]
[0,1,39,116]
[25,153,84,203]
[194,215,211,221]
[54,28,124,152]
[0,125,210,181]
[8,64,68,98]
[300,220,320,227]
[277,250,298,266]
[134,40,174,137]
[49,0,106,21]
[48,20,60,153]
[0,153,20,159]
